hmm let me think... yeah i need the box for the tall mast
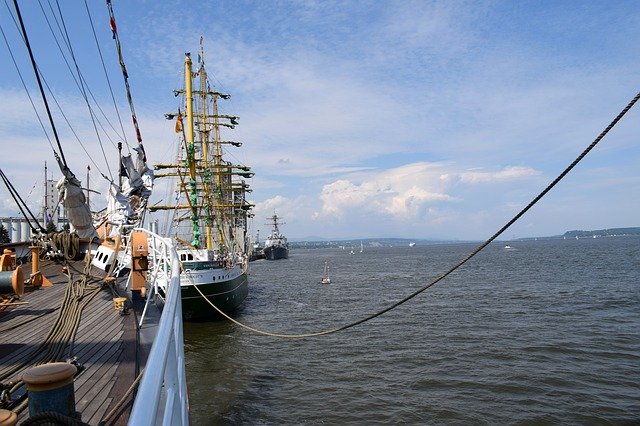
[199,44,213,250]
[185,53,200,247]
[86,165,90,212]
[117,142,123,190]
[43,161,48,227]
[212,88,227,247]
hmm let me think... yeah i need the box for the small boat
[320,259,331,284]
[249,230,266,261]
[409,242,416,247]
[504,245,512,249]
[360,241,364,253]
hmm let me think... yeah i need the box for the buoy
[0,267,23,296]
[22,363,77,419]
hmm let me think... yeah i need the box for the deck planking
[0,258,145,425]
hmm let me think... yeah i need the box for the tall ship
[1,1,188,424]
[152,44,254,320]
[264,214,289,260]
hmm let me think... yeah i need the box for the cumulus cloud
[314,162,539,221]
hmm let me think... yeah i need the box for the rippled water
[184,236,640,425]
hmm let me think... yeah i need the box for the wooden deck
[0,258,148,425]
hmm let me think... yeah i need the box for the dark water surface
[184,237,640,425]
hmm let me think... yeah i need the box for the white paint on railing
[129,229,189,425]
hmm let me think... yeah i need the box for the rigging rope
[51,0,114,182]
[11,0,67,167]
[3,0,108,179]
[37,0,127,150]
[83,0,130,151]
[0,168,46,234]
[1,1,55,154]
[106,0,143,146]
[196,90,640,339]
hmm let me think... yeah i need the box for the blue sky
[1,1,638,240]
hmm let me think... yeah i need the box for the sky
[0,0,639,241]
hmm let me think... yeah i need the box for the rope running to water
[196,90,640,339]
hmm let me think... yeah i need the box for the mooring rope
[98,369,144,426]
[49,231,81,260]
[0,253,104,413]
[196,90,640,338]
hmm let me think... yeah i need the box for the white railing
[128,229,189,425]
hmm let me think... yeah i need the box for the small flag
[175,114,183,133]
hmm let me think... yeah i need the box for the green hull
[180,272,248,320]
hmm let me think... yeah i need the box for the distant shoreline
[516,226,640,241]
[288,227,640,248]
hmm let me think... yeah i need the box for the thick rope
[196,91,640,338]
[49,231,80,260]
[98,369,144,426]
[0,254,103,413]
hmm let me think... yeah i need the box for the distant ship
[250,230,266,261]
[264,214,289,260]
[409,242,416,247]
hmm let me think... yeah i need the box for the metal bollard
[22,363,78,419]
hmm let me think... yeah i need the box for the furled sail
[104,183,133,238]
[97,143,154,237]
[56,159,99,240]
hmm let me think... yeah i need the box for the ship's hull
[179,264,248,320]
[263,245,289,260]
[249,248,266,261]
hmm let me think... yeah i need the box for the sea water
[184,236,640,424]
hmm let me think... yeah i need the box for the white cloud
[313,162,537,223]
[458,166,539,184]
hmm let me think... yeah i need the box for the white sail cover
[121,144,153,199]
[105,183,134,238]
[56,162,99,240]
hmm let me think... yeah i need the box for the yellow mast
[184,53,200,247]
[185,54,195,180]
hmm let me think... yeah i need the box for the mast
[86,165,90,211]
[199,44,213,250]
[155,46,255,256]
[43,161,48,227]
[185,53,200,247]
[117,142,122,190]
[211,81,227,249]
